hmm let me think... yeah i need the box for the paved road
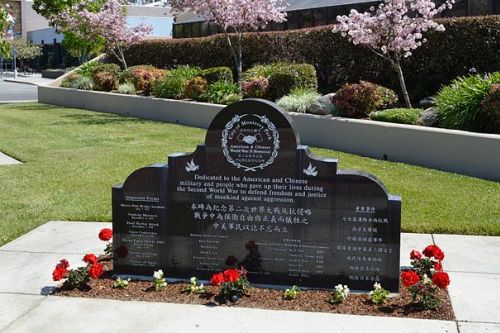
[0,80,37,102]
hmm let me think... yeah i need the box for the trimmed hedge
[370,108,422,125]
[123,16,500,101]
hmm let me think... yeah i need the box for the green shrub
[169,65,200,80]
[75,61,101,78]
[243,62,317,101]
[183,76,208,100]
[241,76,270,98]
[277,88,321,113]
[117,82,136,95]
[123,16,499,101]
[436,72,500,133]
[481,84,500,133]
[61,73,94,90]
[370,108,422,125]
[332,81,395,118]
[92,63,121,76]
[152,76,186,99]
[200,66,233,83]
[205,81,241,105]
[120,65,167,95]
[92,70,118,91]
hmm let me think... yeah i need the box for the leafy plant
[51,256,103,290]
[330,284,349,304]
[369,282,390,305]
[370,108,422,125]
[117,82,136,95]
[205,81,241,105]
[243,62,318,101]
[113,277,130,289]
[200,66,233,84]
[152,76,186,99]
[332,81,397,119]
[76,61,102,78]
[91,64,121,92]
[169,65,200,80]
[436,72,500,133]
[153,270,167,291]
[183,76,208,100]
[241,76,269,98]
[277,88,321,113]
[61,73,95,90]
[183,277,206,294]
[120,65,167,95]
[283,285,300,300]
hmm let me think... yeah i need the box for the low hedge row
[123,16,499,102]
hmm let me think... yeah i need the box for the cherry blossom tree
[55,0,152,69]
[333,0,454,107]
[0,2,15,57]
[170,0,287,82]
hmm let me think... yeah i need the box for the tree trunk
[394,58,412,108]
[224,32,241,83]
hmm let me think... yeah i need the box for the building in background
[3,0,174,69]
[173,0,500,38]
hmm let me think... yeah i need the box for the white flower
[190,277,197,284]
[373,282,382,290]
[153,270,164,280]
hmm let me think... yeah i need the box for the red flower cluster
[210,269,240,286]
[83,254,98,265]
[99,228,113,241]
[88,263,103,279]
[432,271,450,288]
[401,270,420,287]
[423,245,444,261]
[52,259,69,281]
[410,250,422,260]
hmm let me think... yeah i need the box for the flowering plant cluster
[369,282,390,305]
[52,254,103,290]
[211,268,249,303]
[153,270,167,291]
[401,244,450,310]
[183,277,206,294]
[113,277,130,289]
[170,0,286,81]
[98,228,113,255]
[330,284,350,304]
[333,0,454,107]
[54,0,152,69]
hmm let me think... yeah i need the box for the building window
[286,11,298,30]
[313,8,328,26]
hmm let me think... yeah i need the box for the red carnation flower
[432,271,450,288]
[56,259,69,270]
[401,270,420,287]
[434,261,442,271]
[52,266,68,281]
[223,269,240,283]
[410,250,422,260]
[98,228,113,241]
[83,254,98,265]
[210,272,225,286]
[88,263,103,279]
[423,245,444,261]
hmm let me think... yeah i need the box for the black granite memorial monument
[112,99,402,292]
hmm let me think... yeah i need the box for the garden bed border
[38,84,500,182]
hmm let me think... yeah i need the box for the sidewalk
[1,72,55,86]
[0,221,499,332]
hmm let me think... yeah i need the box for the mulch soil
[53,257,454,321]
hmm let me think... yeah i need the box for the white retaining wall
[38,85,500,182]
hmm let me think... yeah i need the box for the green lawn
[0,102,498,246]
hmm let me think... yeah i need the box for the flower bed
[50,228,455,321]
